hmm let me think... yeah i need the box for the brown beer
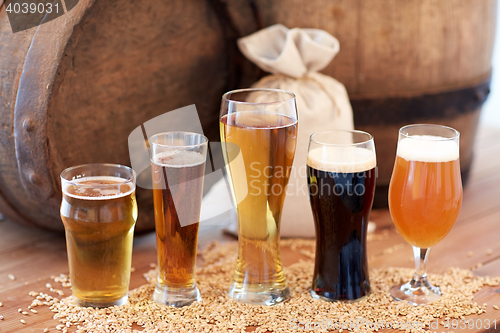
[307,146,376,301]
[220,112,297,292]
[152,150,206,289]
[61,177,137,306]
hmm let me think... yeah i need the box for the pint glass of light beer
[60,164,138,307]
[150,132,208,307]
[307,130,376,302]
[220,89,298,305]
[388,124,462,305]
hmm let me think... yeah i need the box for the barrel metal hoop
[13,0,95,203]
[352,76,491,126]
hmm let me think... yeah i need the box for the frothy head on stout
[307,146,376,173]
[397,135,459,163]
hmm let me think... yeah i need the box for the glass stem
[411,246,430,289]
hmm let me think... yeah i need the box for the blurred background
[481,4,500,128]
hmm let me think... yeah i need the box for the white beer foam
[397,135,459,162]
[223,112,297,129]
[63,176,134,200]
[307,146,376,173]
[152,150,205,168]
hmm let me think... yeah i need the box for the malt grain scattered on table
[0,301,3,306]
[28,241,500,333]
[0,315,3,320]
[493,305,499,310]
[487,249,493,255]
[8,274,15,280]
[20,319,26,324]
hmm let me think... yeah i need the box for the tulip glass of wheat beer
[307,130,376,302]
[388,124,463,305]
[220,88,298,305]
[150,132,208,307]
[60,164,137,307]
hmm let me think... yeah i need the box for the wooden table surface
[1,126,500,333]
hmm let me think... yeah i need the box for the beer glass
[307,130,376,302]
[220,88,298,305]
[150,132,208,307]
[60,164,137,307]
[389,124,463,305]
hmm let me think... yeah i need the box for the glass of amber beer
[150,132,208,307]
[220,88,298,305]
[60,164,137,307]
[307,130,376,302]
[389,124,463,305]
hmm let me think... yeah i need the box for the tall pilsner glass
[220,89,298,305]
[150,132,208,307]
[389,124,463,305]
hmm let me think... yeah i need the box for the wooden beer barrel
[246,0,496,207]
[0,0,495,231]
[0,0,257,232]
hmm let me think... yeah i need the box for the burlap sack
[236,24,354,237]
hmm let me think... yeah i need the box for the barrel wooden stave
[0,9,50,228]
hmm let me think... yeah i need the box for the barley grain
[25,241,500,333]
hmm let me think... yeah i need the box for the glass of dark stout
[60,164,138,307]
[307,130,376,302]
[149,132,208,307]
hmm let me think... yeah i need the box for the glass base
[310,289,370,303]
[228,281,290,306]
[153,284,201,307]
[73,294,128,308]
[390,280,441,306]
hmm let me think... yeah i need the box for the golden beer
[60,167,137,308]
[220,111,297,303]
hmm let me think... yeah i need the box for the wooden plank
[369,209,500,274]
[0,220,59,254]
